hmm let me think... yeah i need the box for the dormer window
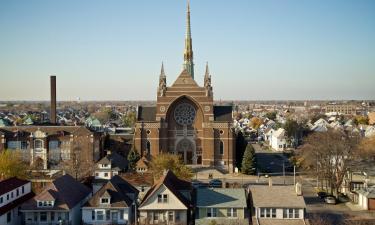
[100,197,110,204]
[157,194,168,203]
[37,201,54,208]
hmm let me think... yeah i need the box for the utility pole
[294,165,296,186]
[283,161,285,185]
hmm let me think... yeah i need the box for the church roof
[171,69,199,88]
[137,106,156,122]
[213,105,233,122]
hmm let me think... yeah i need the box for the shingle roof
[97,152,128,170]
[120,172,154,187]
[0,177,29,196]
[84,175,138,208]
[196,188,247,208]
[21,174,91,211]
[139,170,192,208]
[249,185,306,208]
[213,105,233,122]
[137,106,156,122]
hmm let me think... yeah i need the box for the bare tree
[298,129,360,196]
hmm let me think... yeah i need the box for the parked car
[317,191,328,199]
[209,179,222,188]
[338,193,350,203]
[324,196,337,204]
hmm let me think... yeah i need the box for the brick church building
[134,1,236,172]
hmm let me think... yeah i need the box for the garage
[368,198,375,210]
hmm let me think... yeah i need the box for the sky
[0,0,374,101]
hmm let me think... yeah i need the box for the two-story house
[195,188,248,225]
[0,177,34,225]
[138,170,192,225]
[82,175,139,225]
[94,152,127,180]
[21,174,92,225]
[249,185,306,225]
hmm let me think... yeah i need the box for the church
[134,1,236,172]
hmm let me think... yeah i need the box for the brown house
[134,1,236,173]
[0,126,105,170]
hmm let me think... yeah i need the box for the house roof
[213,105,233,122]
[97,152,128,170]
[84,175,138,208]
[0,192,34,216]
[21,174,91,211]
[120,172,154,188]
[272,128,285,138]
[196,188,247,208]
[136,156,150,169]
[137,106,156,122]
[357,186,375,198]
[0,177,29,196]
[139,170,192,208]
[249,185,306,208]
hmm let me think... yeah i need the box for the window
[34,139,43,150]
[49,140,59,149]
[51,212,55,221]
[57,212,62,221]
[288,209,293,218]
[207,208,217,217]
[260,208,276,218]
[97,211,104,220]
[101,198,110,204]
[7,211,11,223]
[21,141,27,149]
[7,194,9,200]
[11,192,13,198]
[157,194,168,203]
[7,141,19,149]
[227,208,237,217]
[168,211,174,221]
[106,210,110,220]
[34,212,38,221]
[0,197,3,203]
[92,210,95,220]
[104,172,109,177]
[219,141,224,155]
[146,141,151,155]
[153,212,159,221]
[22,186,24,194]
[120,210,124,220]
[16,189,19,196]
[40,212,47,222]
[294,209,300,218]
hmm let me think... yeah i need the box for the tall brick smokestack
[50,75,56,124]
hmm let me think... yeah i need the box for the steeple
[183,0,194,79]
[204,62,212,96]
[158,62,167,97]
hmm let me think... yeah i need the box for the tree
[150,153,193,180]
[265,111,277,121]
[283,119,307,147]
[127,147,141,171]
[0,150,28,180]
[298,129,360,196]
[357,136,375,159]
[241,144,256,175]
[250,117,262,130]
[122,111,136,127]
[311,114,326,124]
[354,115,369,125]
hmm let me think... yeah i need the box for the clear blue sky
[1,0,374,101]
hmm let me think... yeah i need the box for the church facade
[134,2,236,172]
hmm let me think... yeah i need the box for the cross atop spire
[183,0,194,79]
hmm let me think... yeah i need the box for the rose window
[174,103,196,125]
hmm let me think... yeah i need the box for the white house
[0,177,34,225]
[21,174,91,225]
[271,128,287,151]
[82,175,139,225]
[94,152,128,180]
[249,185,306,225]
[356,186,375,210]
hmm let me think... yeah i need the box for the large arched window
[146,141,151,155]
[219,141,224,155]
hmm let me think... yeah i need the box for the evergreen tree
[241,144,256,174]
[127,147,140,171]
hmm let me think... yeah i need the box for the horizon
[1,0,375,101]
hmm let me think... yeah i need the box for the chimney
[50,76,56,124]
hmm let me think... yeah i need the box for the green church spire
[183,0,194,79]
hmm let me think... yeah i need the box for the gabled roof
[120,172,154,188]
[272,128,286,138]
[97,152,128,170]
[139,170,191,208]
[196,188,247,208]
[137,106,156,122]
[84,175,138,208]
[21,174,91,211]
[213,105,233,122]
[171,69,199,88]
[0,177,29,196]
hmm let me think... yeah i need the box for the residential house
[21,174,92,225]
[195,188,248,225]
[136,156,150,173]
[82,175,139,225]
[94,151,127,180]
[271,128,287,151]
[0,177,34,225]
[249,185,306,225]
[138,170,192,225]
[120,173,154,201]
[356,186,375,210]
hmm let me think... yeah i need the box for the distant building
[21,174,91,225]
[0,177,34,225]
[0,126,105,170]
[325,104,356,115]
[270,128,287,151]
[94,151,127,180]
[356,186,375,210]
